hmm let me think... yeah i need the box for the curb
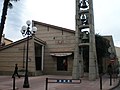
[109,78,120,90]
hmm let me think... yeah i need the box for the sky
[0,0,120,47]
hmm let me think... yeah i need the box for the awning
[50,52,72,57]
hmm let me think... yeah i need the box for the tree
[0,0,19,45]
[95,34,110,74]
[82,34,110,73]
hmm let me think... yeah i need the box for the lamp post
[21,20,37,88]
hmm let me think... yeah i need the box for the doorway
[57,57,68,71]
[34,42,42,70]
[83,46,89,72]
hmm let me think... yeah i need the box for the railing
[45,78,81,90]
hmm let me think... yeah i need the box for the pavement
[0,75,119,90]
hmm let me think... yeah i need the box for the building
[0,36,46,75]
[33,20,75,75]
[0,20,117,76]
[0,34,13,46]
[0,20,75,76]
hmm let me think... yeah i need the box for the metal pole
[100,74,102,90]
[23,35,30,88]
[46,78,48,90]
[110,73,112,86]
[13,76,15,90]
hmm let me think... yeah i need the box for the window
[57,57,68,71]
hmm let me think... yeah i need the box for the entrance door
[35,57,41,70]
[57,57,68,71]
[83,46,89,72]
[35,42,42,71]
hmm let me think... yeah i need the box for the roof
[4,38,13,42]
[32,20,75,34]
[102,35,113,38]
[0,36,46,51]
[33,36,46,45]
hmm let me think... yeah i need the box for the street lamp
[21,20,37,88]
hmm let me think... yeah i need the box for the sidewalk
[0,75,119,90]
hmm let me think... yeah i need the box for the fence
[45,78,81,90]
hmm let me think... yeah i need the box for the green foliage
[95,34,110,73]
[95,34,110,59]
[82,34,110,73]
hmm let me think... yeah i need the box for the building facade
[0,36,46,76]
[0,34,13,46]
[0,20,117,77]
[0,20,75,76]
[33,21,75,75]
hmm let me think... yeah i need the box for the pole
[110,73,112,86]
[23,35,30,88]
[13,76,15,90]
[100,74,102,90]
[46,78,48,90]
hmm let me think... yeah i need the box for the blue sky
[0,0,120,47]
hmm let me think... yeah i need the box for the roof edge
[0,37,32,51]
[32,20,75,34]
[0,36,46,51]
